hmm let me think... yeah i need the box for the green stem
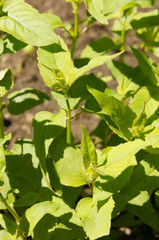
[0,98,4,138]
[0,193,20,224]
[66,97,72,144]
[71,2,79,59]
[120,18,126,62]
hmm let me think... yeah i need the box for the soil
[1,1,159,239]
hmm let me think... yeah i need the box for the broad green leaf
[4,151,41,197]
[107,60,139,96]
[81,126,97,170]
[2,34,26,54]
[14,192,39,207]
[129,86,159,118]
[127,191,159,231]
[83,0,108,25]
[51,91,81,110]
[112,211,141,228]
[113,153,159,217]
[38,39,121,90]
[94,156,136,201]
[20,201,60,236]
[76,197,114,240]
[13,139,39,168]
[49,138,87,187]
[7,88,50,115]
[32,215,57,240]
[0,0,58,46]
[103,139,150,178]
[0,68,13,97]
[0,214,17,237]
[0,134,12,184]
[68,52,122,85]
[33,110,66,177]
[38,37,73,91]
[51,221,85,240]
[131,10,159,30]
[94,128,159,201]
[81,37,120,59]
[88,87,136,140]
[69,73,107,101]
[131,47,158,85]
[103,0,155,14]
[0,230,13,239]
[21,198,83,237]
[41,12,64,29]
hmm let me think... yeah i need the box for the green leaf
[32,214,57,240]
[0,68,13,97]
[20,201,60,236]
[49,138,87,187]
[33,110,66,177]
[21,198,83,237]
[69,73,107,101]
[0,0,58,46]
[83,0,108,25]
[51,91,81,110]
[14,192,39,207]
[2,34,27,54]
[41,12,64,29]
[81,37,120,59]
[103,139,150,178]
[38,37,73,90]
[7,88,50,115]
[0,213,17,236]
[129,86,159,118]
[69,52,122,85]
[131,47,158,85]
[0,134,12,184]
[127,191,159,231]
[0,230,13,239]
[88,87,136,140]
[81,126,97,170]
[131,11,159,30]
[38,39,121,90]
[107,60,139,96]
[76,197,114,240]
[113,153,159,217]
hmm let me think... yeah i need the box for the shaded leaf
[0,68,13,97]
[7,88,50,115]
[127,191,159,231]
[131,47,158,85]
[88,87,136,140]
[49,138,87,187]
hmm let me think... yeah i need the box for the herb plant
[0,0,159,239]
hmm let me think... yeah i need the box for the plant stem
[0,97,4,138]
[66,97,72,144]
[120,18,126,62]
[71,2,79,59]
[0,193,20,224]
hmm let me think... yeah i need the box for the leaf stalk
[71,2,79,58]
[66,97,72,144]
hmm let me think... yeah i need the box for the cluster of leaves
[0,0,159,239]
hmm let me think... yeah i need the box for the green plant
[1,0,159,239]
